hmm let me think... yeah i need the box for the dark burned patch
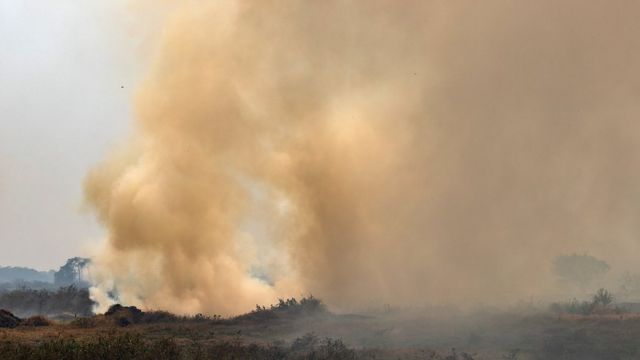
[105,304,144,327]
[0,309,21,328]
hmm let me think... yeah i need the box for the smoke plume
[86,0,640,314]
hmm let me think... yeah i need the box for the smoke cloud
[85,0,640,314]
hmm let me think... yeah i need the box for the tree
[552,254,609,290]
[54,258,90,287]
[592,288,613,307]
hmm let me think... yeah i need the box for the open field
[3,303,640,360]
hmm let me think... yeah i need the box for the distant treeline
[0,286,94,318]
[0,257,90,291]
[0,266,54,283]
[0,280,59,292]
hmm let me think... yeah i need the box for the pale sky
[0,1,138,270]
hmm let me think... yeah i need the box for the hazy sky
[0,1,137,270]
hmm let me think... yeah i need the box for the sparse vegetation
[549,288,621,316]
[3,295,640,359]
[549,298,595,315]
[0,331,359,360]
[236,296,327,322]
[0,285,94,318]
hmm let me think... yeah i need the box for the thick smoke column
[86,1,640,314]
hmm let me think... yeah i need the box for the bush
[236,296,327,322]
[550,289,620,315]
[550,298,594,315]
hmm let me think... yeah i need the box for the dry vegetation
[3,295,640,359]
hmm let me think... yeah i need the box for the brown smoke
[86,0,640,314]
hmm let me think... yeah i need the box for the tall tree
[54,258,90,287]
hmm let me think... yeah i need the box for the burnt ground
[3,307,640,359]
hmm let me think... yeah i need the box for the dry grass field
[3,298,640,360]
